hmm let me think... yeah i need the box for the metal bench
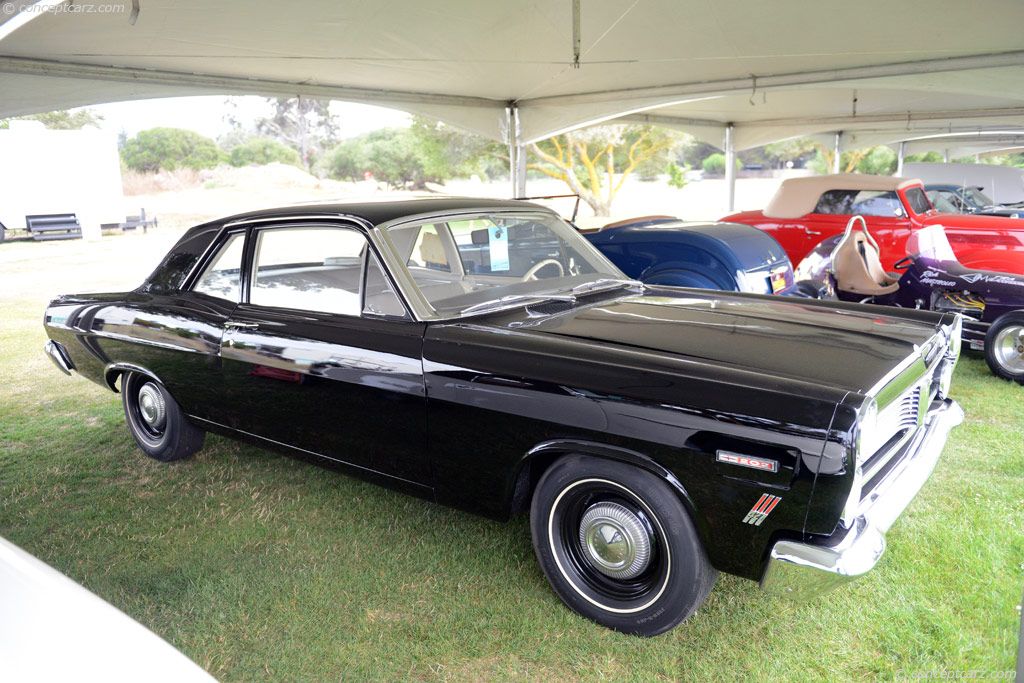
[25,214,83,241]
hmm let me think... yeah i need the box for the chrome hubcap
[994,325,1024,373]
[578,502,651,579]
[138,382,166,429]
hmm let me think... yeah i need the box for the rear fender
[103,362,164,393]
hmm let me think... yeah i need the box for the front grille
[879,385,921,436]
[860,383,925,500]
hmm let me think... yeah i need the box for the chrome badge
[742,494,781,526]
[716,450,779,473]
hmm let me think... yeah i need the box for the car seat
[831,217,899,296]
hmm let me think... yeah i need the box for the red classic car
[722,174,1024,274]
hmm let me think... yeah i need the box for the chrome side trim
[222,213,351,228]
[760,398,963,600]
[43,340,73,375]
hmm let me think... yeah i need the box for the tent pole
[725,123,736,212]
[832,132,842,174]
[515,145,527,198]
[507,104,527,198]
[896,141,906,176]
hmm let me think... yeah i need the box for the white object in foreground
[0,537,217,682]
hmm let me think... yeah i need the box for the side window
[363,251,408,318]
[813,190,858,215]
[851,190,903,217]
[193,232,245,301]
[250,227,367,316]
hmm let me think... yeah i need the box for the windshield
[962,186,994,208]
[383,211,631,317]
[906,225,957,262]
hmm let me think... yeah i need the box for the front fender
[511,439,710,542]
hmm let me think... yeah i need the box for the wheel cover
[138,382,167,430]
[993,324,1024,374]
[548,478,671,614]
[578,502,651,579]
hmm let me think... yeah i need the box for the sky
[87,96,412,141]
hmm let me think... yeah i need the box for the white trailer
[0,120,125,242]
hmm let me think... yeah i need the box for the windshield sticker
[489,226,510,271]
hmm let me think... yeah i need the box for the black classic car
[43,198,964,636]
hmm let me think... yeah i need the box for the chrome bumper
[760,397,964,600]
[44,340,74,375]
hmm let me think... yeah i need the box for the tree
[407,117,504,182]
[121,127,225,172]
[0,108,104,129]
[855,146,897,176]
[257,97,337,171]
[328,128,429,189]
[229,137,303,167]
[529,125,678,216]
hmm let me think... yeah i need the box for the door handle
[225,321,259,329]
[804,227,821,235]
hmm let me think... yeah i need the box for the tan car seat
[832,231,899,296]
[419,231,449,270]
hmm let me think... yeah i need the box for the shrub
[121,127,226,172]
[229,137,302,168]
[701,153,740,176]
[666,162,689,189]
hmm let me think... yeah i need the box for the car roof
[924,184,984,192]
[209,197,544,229]
[763,173,923,219]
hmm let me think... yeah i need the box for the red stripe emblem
[742,493,781,526]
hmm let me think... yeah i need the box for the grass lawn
[1,230,1022,682]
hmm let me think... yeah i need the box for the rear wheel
[984,312,1024,385]
[530,454,716,637]
[121,372,205,461]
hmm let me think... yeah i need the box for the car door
[218,221,430,491]
[141,227,246,426]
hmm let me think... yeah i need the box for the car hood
[495,288,945,396]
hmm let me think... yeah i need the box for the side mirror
[894,206,905,218]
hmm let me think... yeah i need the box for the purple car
[796,220,1024,384]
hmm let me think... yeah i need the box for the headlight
[947,314,963,362]
[857,399,881,461]
[841,399,878,528]
[937,315,962,400]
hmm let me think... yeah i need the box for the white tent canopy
[3,0,1024,197]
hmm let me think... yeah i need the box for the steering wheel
[523,258,565,280]
[893,255,915,270]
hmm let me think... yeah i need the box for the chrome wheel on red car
[530,454,717,637]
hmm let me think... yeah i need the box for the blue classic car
[924,184,1024,219]
[582,216,803,296]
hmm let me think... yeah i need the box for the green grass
[1,234,1022,681]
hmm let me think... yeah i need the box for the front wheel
[530,454,716,637]
[121,372,205,461]
[984,311,1024,385]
